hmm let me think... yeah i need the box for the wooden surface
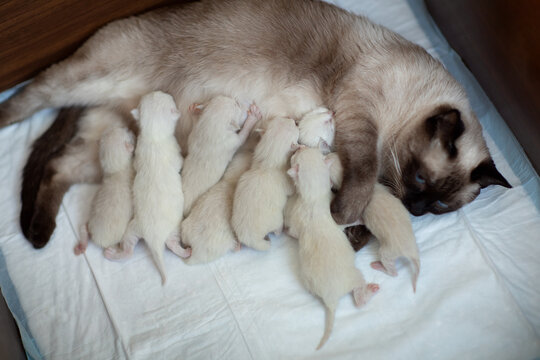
[426,0,540,173]
[0,0,181,92]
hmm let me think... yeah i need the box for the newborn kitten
[286,147,378,350]
[330,153,420,289]
[104,91,190,284]
[181,148,252,264]
[74,126,135,255]
[182,96,260,216]
[231,117,299,251]
[364,183,420,291]
[297,107,335,150]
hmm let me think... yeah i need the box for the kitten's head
[288,147,332,200]
[298,107,335,149]
[199,95,248,131]
[99,127,135,174]
[381,105,510,216]
[254,117,299,166]
[132,91,180,138]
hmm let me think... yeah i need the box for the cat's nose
[407,200,427,216]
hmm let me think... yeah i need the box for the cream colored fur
[75,127,134,255]
[330,154,420,289]
[231,117,298,251]
[364,184,420,291]
[182,96,259,216]
[104,91,190,284]
[297,107,335,149]
[181,149,252,264]
[285,148,378,350]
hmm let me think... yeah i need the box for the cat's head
[381,105,510,216]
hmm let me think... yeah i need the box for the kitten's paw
[353,283,380,307]
[74,241,87,256]
[104,245,131,260]
[188,102,204,115]
[247,103,262,121]
[370,260,398,277]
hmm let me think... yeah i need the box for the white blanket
[1,0,539,359]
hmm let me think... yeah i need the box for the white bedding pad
[0,0,539,359]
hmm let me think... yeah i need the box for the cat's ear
[318,139,331,155]
[471,159,511,188]
[287,164,299,181]
[254,128,265,135]
[425,108,464,157]
[130,108,140,120]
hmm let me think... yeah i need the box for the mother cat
[0,0,510,248]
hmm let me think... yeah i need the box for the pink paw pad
[73,242,87,256]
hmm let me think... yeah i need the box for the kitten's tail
[20,107,84,246]
[316,303,336,350]
[148,240,167,285]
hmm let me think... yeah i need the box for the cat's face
[381,106,511,216]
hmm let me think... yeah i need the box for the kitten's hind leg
[104,222,139,260]
[353,283,380,308]
[166,232,192,259]
[75,224,90,256]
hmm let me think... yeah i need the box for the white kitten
[286,147,379,350]
[231,117,299,251]
[297,107,335,150]
[181,149,252,264]
[182,95,260,216]
[75,126,135,255]
[364,184,420,291]
[328,154,420,290]
[104,91,190,284]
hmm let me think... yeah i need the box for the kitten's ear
[125,141,135,154]
[324,154,335,168]
[254,128,265,135]
[471,159,512,188]
[318,139,331,155]
[287,164,299,180]
[425,108,464,157]
[130,109,140,120]
[171,108,181,117]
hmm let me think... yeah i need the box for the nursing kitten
[75,127,135,255]
[181,148,252,264]
[0,0,511,248]
[286,147,378,350]
[231,117,299,251]
[297,107,335,150]
[104,91,190,284]
[182,96,260,216]
[364,184,420,291]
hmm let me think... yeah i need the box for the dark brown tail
[20,107,84,248]
[344,224,372,252]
